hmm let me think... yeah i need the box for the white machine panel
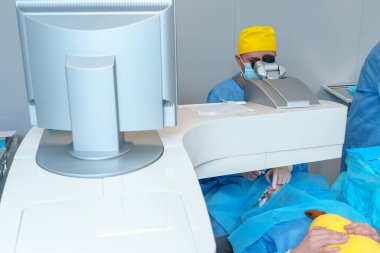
[15,193,196,253]
[163,101,347,179]
[0,100,347,253]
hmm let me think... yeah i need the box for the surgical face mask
[243,62,261,80]
[239,56,261,80]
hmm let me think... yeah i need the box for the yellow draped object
[309,214,380,252]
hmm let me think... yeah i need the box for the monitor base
[36,129,163,178]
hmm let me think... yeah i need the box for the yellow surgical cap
[238,26,276,55]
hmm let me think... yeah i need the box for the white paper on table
[188,102,255,116]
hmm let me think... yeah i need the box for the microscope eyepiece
[262,54,275,63]
[250,58,260,68]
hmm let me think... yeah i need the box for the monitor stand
[36,129,163,178]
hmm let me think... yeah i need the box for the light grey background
[0,0,30,136]
[356,0,380,78]
[2,0,380,134]
[1,0,380,179]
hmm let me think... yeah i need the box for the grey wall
[0,0,30,136]
[176,0,235,104]
[356,0,380,78]
[1,0,380,137]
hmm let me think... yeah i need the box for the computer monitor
[16,0,177,178]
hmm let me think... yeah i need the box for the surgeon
[207,26,276,104]
[341,41,380,171]
[206,26,307,186]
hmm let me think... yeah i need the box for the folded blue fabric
[243,218,311,253]
[0,139,6,149]
[347,85,357,96]
[333,146,380,234]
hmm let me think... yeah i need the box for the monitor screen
[16,0,177,177]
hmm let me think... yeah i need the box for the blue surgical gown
[341,41,380,171]
[207,75,244,103]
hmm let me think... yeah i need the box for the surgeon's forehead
[240,51,276,62]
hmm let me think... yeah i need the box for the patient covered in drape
[201,172,367,253]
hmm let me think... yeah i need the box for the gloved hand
[265,166,292,188]
[290,227,348,253]
[241,170,263,181]
[345,222,380,243]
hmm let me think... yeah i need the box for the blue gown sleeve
[292,163,308,173]
[206,76,244,103]
[341,41,380,171]
[207,88,223,103]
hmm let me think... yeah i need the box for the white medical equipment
[253,54,286,80]
[0,101,347,252]
[245,77,321,109]
[246,55,320,109]
[324,82,356,104]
